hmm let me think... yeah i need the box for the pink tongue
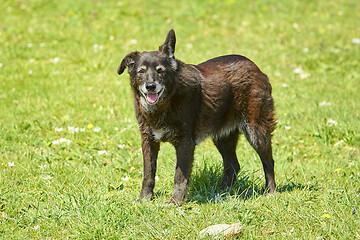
[146,93,158,103]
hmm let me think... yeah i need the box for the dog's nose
[145,82,157,92]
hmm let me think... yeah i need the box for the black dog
[117,29,276,205]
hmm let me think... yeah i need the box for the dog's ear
[117,51,140,75]
[159,29,176,57]
[159,29,177,70]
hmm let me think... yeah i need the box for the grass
[0,0,359,238]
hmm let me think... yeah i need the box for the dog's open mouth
[146,93,159,104]
[142,88,163,105]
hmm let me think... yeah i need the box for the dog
[117,29,276,205]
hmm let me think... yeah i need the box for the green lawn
[1,0,359,239]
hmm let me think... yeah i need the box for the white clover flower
[0,63,3,68]
[118,144,125,149]
[294,68,310,79]
[176,208,185,215]
[42,175,53,180]
[31,225,40,230]
[93,127,101,132]
[121,176,130,181]
[319,100,332,106]
[334,140,344,146]
[93,44,104,52]
[8,162,15,167]
[352,38,360,44]
[38,165,47,169]
[155,176,160,182]
[289,227,294,236]
[282,83,289,88]
[52,57,59,63]
[130,39,137,45]
[68,126,80,133]
[98,150,108,155]
[327,119,338,126]
[52,138,71,145]
[293,68,303,74]
[55,127,64,132]
[285,126,291,130]
[58,138,71,144]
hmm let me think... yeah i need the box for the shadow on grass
[186,164,320,204]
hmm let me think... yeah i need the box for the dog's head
[117,29,178,110]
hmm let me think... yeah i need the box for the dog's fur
[117,29,276,205]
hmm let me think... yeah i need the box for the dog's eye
[138,68,146,74]
[156,67,165,74]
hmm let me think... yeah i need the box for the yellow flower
[334,168,342,172]
[87,124,94,129]
[321,214,331,218]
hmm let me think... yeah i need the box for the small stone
[199,222,242,238]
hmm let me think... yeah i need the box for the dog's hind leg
[242,123,276,193]
[213,130,240,190]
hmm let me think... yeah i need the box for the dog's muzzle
[140,82,164,104]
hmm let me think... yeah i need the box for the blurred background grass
[0,0,359,238]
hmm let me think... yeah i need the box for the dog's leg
[258,144,276,193]
[242,125,276,193]
[213,131,240,190]
[169,138,195,206]
[139,134,160,201]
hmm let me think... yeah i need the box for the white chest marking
[152,128,166,141]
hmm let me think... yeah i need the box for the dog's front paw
[138,190,154,202]
[136,197,151,203]
[165,195,184,206]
